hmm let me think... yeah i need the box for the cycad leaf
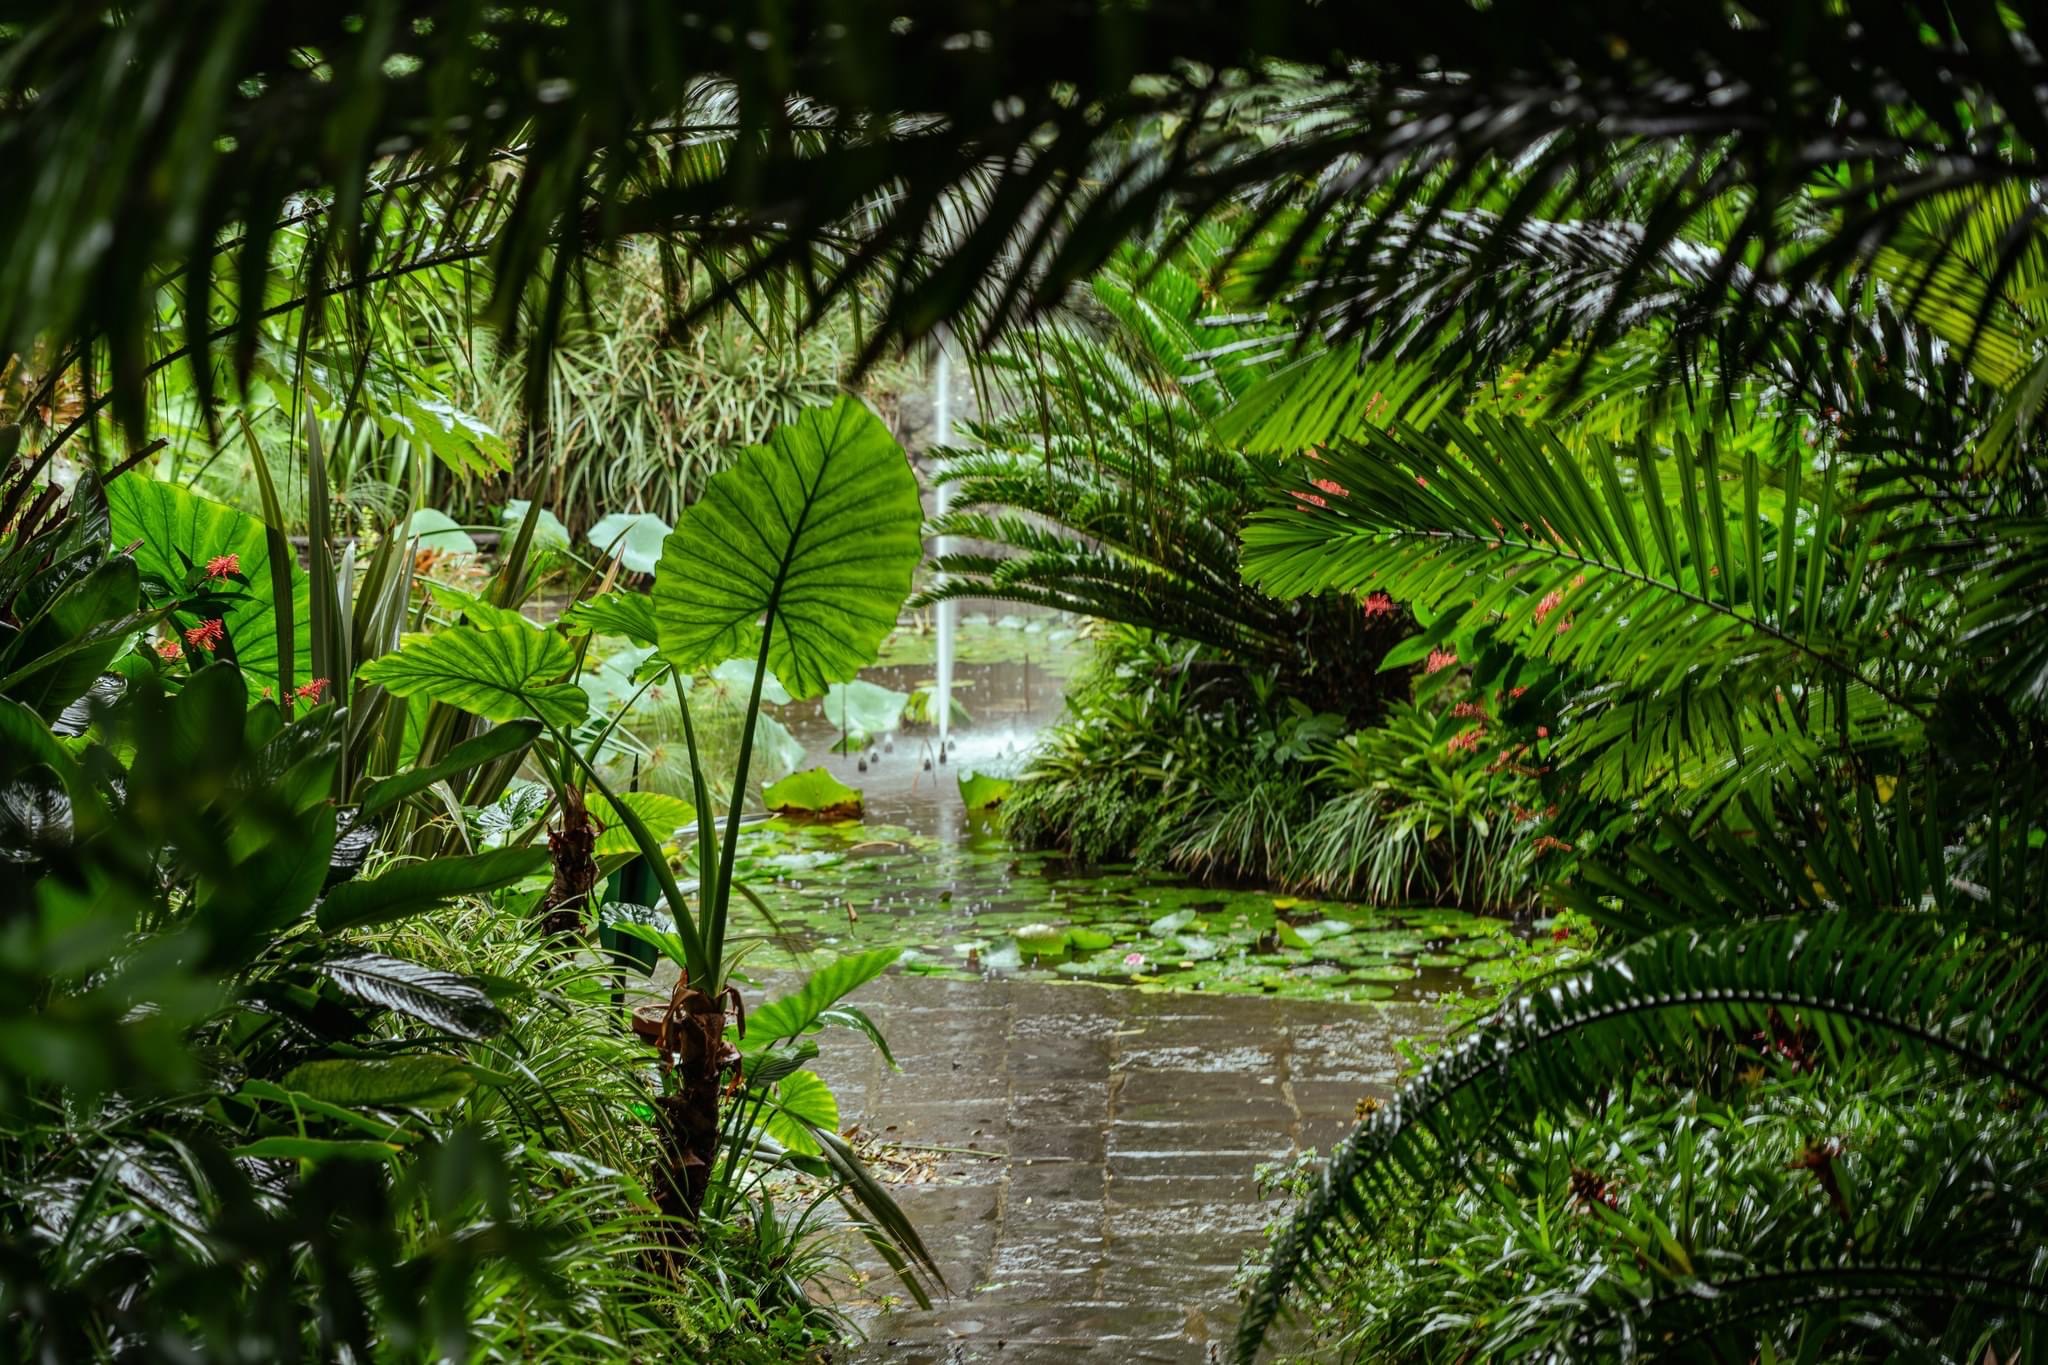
[652,396,922,699]
[356,624,588,728]
[318,952,505,1040]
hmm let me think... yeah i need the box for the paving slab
[812,972,1437,1362]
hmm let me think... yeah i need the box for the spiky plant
[920,236,1416,722]
[1230,182,2048,1360]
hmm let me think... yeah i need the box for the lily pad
[587,511,672,575]
[399,508,478,555]
[1148,909,1196,937]
[1015,923,1069,956]
[959,770,1016,811]
[763,767,863,820]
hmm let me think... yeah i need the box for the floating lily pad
[1014,923,1069,955]
[1147,909,1196,937]
[763,767,863,820]
[959,770,1016,811]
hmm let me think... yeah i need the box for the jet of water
[933,332,956,750]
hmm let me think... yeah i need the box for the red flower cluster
[205,553,241,580]
[1311,477,1349,498]
[1289,489,1328,509]
[1362,591,1396,619]
[1534,589,1565,626]
[155,638,183,661]
[184,618,225,652]
[1446,724,1485,756]
[1452,700,1487,719]
[1424,647,1458,675]
[295,677,331,703]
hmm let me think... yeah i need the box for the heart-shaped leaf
[357,625,587,728]
[108,477,308,697]
[587,511,673,575]
[652,396,922,699]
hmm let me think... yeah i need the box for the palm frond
[1236,911,2048,1359]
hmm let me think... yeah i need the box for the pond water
[725,619,1513,1005]
[673,617,1477,1362]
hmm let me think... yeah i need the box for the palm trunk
[539,786,598,937]
[634,986,739,1231]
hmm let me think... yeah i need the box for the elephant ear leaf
[356,624,588,728]
[652,396,923,700]
[108,477,309,697]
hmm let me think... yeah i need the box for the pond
[673,616,1482,1362]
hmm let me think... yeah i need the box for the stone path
[812,974,1437,1363]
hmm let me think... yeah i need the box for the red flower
[1424,647,1458,675]
[155,638,183,661]
[1446,724,1486,756]
[1555,617,1573,635]
[1311,477,1350,498]
[1452,700,1487,719]
[205,553,241,580]
[1289,489,1328,509]
[1534,589,1565,626]
[1362,591,1396,619]
[1537,725,1550,738]
[1509,685,1529,699]
[295,678,331,703]
[1414,474,1430,488]
[1532,834,1575,857]
[184,618,225,652]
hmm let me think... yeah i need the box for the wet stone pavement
[814,972,1438,1363]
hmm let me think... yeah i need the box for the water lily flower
[1122,952,1145,969]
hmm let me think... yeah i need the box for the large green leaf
[354,719,542,820]
[590,789,696,856]
[652,396,922,699]
[280,1056,475,1110]
[822,679,908,739]
[587,512,672,575]
[743,946,903,1047]
[107,477,309,695]
[316,846,549,931]
[356,625,588,729]
[396,508,479,554]
[560,591,659,646]
[761,1068,839,1156]
[317,952,506,1041]
[762,766,863,818]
